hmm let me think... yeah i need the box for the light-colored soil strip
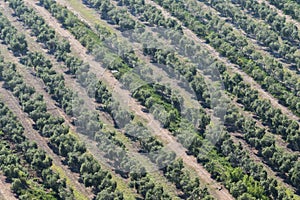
[0,175,17,200]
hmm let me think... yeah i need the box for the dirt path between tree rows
[0,176,17,200]
[23,0,234,199]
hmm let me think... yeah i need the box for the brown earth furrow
[0,176,17,200]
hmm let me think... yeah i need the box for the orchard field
[0,0,300,199]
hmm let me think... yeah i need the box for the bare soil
[0,176,17,200]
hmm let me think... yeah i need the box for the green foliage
[3,1,175,198]
[204,0,300,68]
[38,0,300,198]
[0,100,73,199]
[0,53,123,198]
[0,13,27,55]
[269,0,300,24]
[150,0,300,118]
[5,0,300,198]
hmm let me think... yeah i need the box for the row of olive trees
[140,28,300,150]
[100,1,300,192]
[142,37,300,190]
[1,55,124,199]
[132,0,300,148]
[106,0,300,142]
[143,44,299,197]
[148,37,300,197]
[27,1,208,198]
[39,0,298,198]
[0,13,27,55]
[125,0,300,153]
[90,0,300,196]
[203,0,300,69]
[124,123,213,200]
[229,0,300,44]
[268,0,300,23]
[151,0,300,117]
[0,11,125,198]
[4,1,179,198]
[7,0,134,130]
[22,50,171,199]
[67,0,274,198]
[222,71,300,151]
[0,61,74,199]
[225,107,300,191]
[17,0,218,198]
